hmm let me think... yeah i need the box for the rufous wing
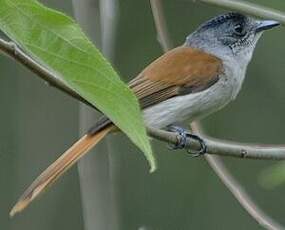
[129,46,224,108]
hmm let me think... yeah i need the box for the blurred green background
[1,0,285,229]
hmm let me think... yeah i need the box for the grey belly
[143,77,238,128]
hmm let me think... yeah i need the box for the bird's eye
[233,23,245,36]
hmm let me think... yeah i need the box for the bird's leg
[166,125,207,157]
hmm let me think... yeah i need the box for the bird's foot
[167,125,207,157]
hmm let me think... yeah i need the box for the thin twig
[195,0,285,25]
[194,124,284,230]
[148,127,285,161]
[150,0,172,51]
[206,155,284,230]
[149,0,284,229]
[0,38,95,109]
[3,36,285,161]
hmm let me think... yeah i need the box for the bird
[10,12,280,216]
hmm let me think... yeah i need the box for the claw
[167,126,189,149]
[166,125,207,156]
[186,134,207,157]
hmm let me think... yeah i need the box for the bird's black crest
[200,12,246,30]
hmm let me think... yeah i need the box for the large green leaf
[0,0,156,171]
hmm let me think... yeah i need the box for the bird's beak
[255,20,280,33]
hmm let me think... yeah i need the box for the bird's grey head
[186,12,279,63]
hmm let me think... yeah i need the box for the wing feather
[129,46,223,108]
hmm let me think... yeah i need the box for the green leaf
[0,0,156,171]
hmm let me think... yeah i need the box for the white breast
[143,59,247,128]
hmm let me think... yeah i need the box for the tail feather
[10,125,113,217]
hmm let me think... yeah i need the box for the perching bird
[10,12,280,216]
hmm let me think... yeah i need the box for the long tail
[10,124,114,217]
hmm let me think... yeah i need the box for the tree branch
[193,124,284,230]
[149,0,284,229]
[148,127,285,161]
[195,0,285,25]
[3,36,285,161]
[150,0,172,52]
[205,154,284,230]
[0,38,95,109]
